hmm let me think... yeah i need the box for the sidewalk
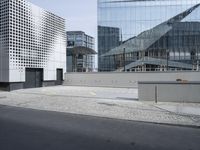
[0,86,199,127]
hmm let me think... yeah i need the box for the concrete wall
[138,82,200,103]
[64,71,200,88]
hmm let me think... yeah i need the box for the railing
[115,67,199,73]
[110,56,200,72]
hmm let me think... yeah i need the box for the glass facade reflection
[67,31,96,72]
[98,0,200,72]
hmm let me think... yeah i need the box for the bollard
[155,85,158,103]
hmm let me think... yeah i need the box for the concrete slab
[155,103,200,116]
[14,86,138,100]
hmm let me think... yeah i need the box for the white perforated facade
[0,0,66,84]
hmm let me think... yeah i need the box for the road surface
[0,105,199,150]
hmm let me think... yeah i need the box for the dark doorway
[24,68,43,89]
[56,69,63,85]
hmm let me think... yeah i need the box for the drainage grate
[98,103,117,107]
[0,96,7,99]
[116,97,138,101]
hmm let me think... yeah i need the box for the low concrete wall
[138,81,200,103]
[0,82,24,91]
[64,71,200,88]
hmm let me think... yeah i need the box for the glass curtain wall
[98,0,200,72]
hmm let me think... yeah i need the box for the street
[0,105,200,150]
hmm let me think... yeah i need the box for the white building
[0,0,66,90]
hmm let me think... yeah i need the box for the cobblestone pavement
[0,86,200,127]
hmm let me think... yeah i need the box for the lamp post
[123,48,126,72]
[166,49,169,71]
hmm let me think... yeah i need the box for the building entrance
[56,69,63,85]
[24,68,43,89]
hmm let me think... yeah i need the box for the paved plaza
[0,86,200,127]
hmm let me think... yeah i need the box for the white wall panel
[0,0,66,83]
[64,72,200,88]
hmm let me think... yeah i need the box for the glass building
[98,0,200,72]
[67,31,96,72]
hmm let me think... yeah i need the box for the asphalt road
[0,105,199,150]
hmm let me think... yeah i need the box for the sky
[28,0,97,45]
[28,0,98,67]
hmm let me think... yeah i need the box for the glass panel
[98,0,200,72]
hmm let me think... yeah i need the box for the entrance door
[35,69,43,87]
[24,68,43,89]
[56,69,63,85]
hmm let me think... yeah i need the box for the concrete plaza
[0,86,200,127]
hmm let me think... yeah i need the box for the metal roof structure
[67,46,97,56]
[116,57,193,72]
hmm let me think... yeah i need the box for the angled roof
[102,24,172,56]
[102,3,200,57]
[67,46,97,56]
[115,57,193,72]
